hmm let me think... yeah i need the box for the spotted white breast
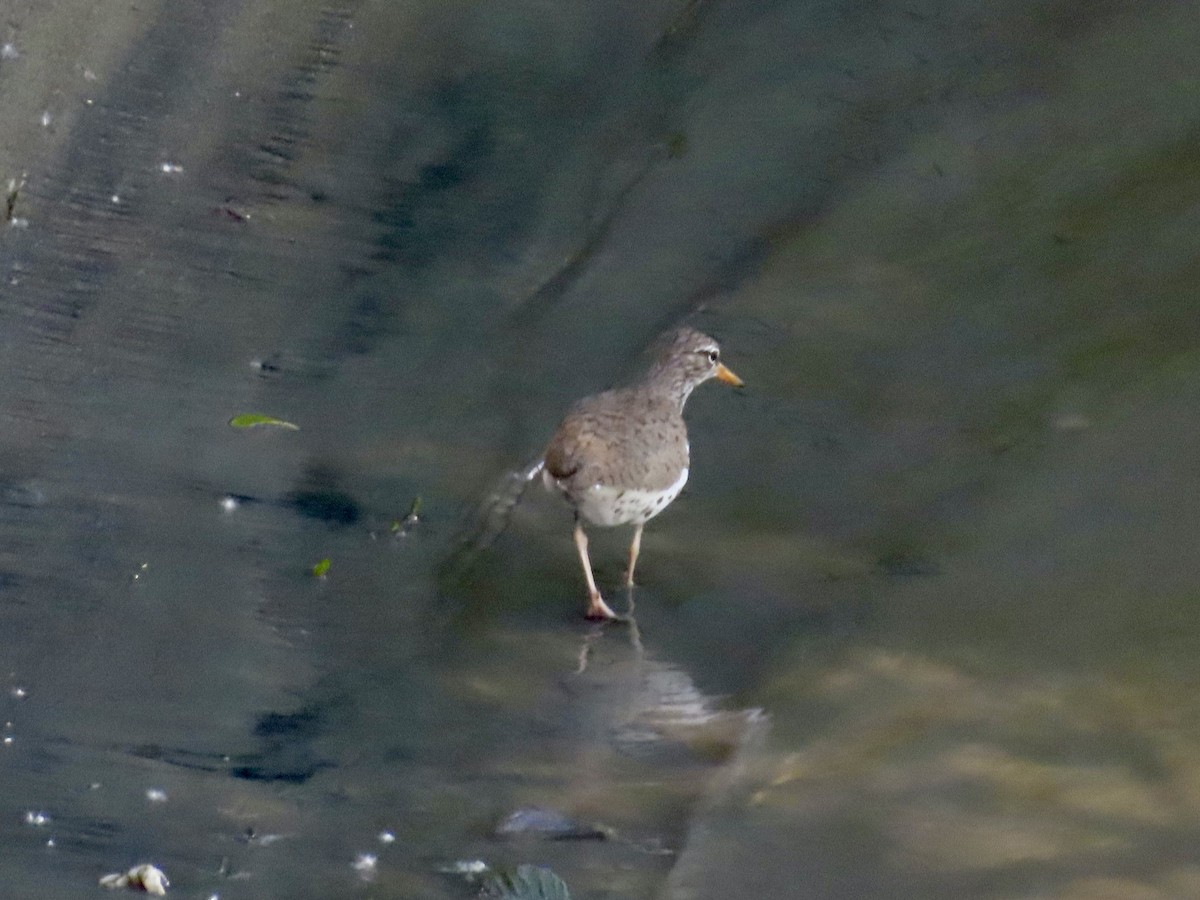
[572,466,689,527]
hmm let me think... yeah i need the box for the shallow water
[1,1,1199,897]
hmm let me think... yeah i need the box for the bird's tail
[440,456,545,584]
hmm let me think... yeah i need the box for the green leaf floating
[229,413,299,430]
[481,865,571,900]
[311,558,331,577]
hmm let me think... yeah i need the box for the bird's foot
[585,593,621,621]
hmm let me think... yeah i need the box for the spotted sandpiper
[541,327,743,619]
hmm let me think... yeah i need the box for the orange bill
[715,363,744,387]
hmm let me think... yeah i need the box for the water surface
[1,1,1198,897]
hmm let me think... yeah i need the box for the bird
[541,326,743,619]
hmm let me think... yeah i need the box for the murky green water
[1,1,1199,897]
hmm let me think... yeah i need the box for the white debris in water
[1053,412,1090,431]
[99,863,169,895]
[3,737,12,746]
[111,194,121,204]
[159,162,183,175]
[10,686,27,699]
[82,68,97,81]
[1,44,18,60]
[40,111,52,128]
[219,495,240,513]
[145,788,168,803]
[23,810,50,826]
[377,830,395,844]
[352,853,377,879]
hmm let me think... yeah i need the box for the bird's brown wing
[543,391,624,488]
[544,390,686,492]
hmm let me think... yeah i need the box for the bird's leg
[623,522,644,588]
[574,520,618,620]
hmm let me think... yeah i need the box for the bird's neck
[635,367,696,413]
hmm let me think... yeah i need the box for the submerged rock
[495,807,610,841]
[98,863,169,895]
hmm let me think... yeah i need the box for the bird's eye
[707,349,719,364]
